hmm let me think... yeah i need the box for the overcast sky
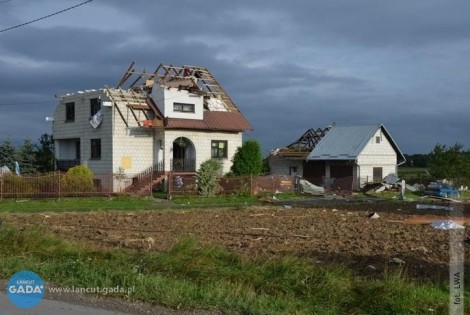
[0,0,469,154]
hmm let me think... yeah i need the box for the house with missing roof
[269,124,405,191]
[51,63,252,193]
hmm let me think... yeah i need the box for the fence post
[0,178,3,200]
[58,172,61,201]
[250,173,253,196]
[167,172,172,199]
[150,169,153,197]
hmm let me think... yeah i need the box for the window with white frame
[173,102,195,113]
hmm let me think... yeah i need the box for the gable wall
[356,128,397,184]
[53,91,113,174]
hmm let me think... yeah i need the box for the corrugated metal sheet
[306,124,403,161]
[165,111,253,132]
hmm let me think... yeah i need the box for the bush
[231,140,263,176]
[196,159,222,197]
[61,165,95,194]
[1,174,37,197]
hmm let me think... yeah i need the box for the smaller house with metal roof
[269,124,405,191]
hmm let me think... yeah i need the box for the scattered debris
[283,205,293,209]
[389,257,406,265]
[411,246,429,254]
[368,212,380,219]
[0,165,11,178]
[424,181,460,199]
[431,220,464,230]
[416,204,454,211]
[145,236,155,249]
[299,178,325,195]
[383,173,400,184]
[250,227,270,231]
[365,265,377,270]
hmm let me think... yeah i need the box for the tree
[35,134,55,173]
[17,139,37,174]
[196,159,222,196]
[230,139,263,176]
[428,143,470,183]
[0,137,17,170]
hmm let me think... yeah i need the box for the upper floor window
[90,98,101,116]
[65,102,75,122]
[173,102,195,113]
[211,140,227,159]
[375,136,381,144]
[90,139,101,160]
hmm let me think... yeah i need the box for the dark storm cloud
[0,0,469,154]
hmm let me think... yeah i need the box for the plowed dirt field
[5,201,469,280]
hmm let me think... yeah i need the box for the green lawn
[397,167,431,183]
[0,193,310,213]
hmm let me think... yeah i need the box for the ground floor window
[373,167,383,182]
[289,166,298,175]
[90,139,101,159]
[211,140,227,158]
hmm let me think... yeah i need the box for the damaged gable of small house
[268,126,332,177]
[268,124,405,192]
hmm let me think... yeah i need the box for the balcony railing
[171,158,196,172]
[56,159,81,172]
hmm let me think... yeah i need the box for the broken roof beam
[116,61,136,89]
[104,86,129,128]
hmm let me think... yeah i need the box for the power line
[0,0,94,33]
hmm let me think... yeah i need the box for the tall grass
[0,225,462,314]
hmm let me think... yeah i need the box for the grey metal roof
[306,124,406,163]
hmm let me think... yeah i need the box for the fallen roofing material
[431,220,465,230]
[299,178,325,195]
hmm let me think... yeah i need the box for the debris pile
[430,220,465,230]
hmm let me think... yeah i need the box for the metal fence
[167,173,297,196]
[0,173,113,199]
[0,171,357,199]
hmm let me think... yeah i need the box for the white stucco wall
[356,129,397,185]
[151,85,203,120]
[163,130,242,174]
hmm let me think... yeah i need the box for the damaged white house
[51,63,252,192]
[269,124,406,191]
